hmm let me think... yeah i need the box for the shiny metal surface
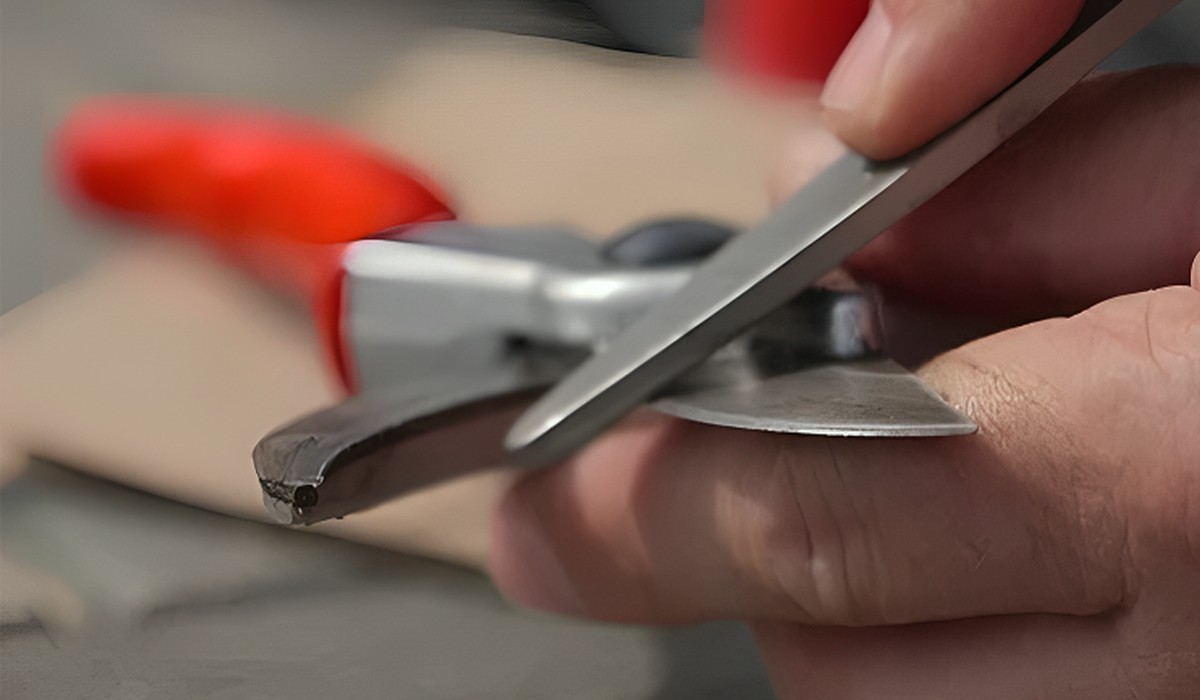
[657,358,975,437]
[255,281,973,525]
[268,226,701,524]
[344,233,690,392]
[656,289,973,437]
[505,0,1180,465]
[254,370,561,525]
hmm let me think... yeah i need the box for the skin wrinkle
[822,437,891,625]
[634,419,702,614]
[832,438,896,625]
[1058,394,1136,610]
[1032,353,1128,615]
[1111,288,1200,588]
[1141,293,1170,378]
[1060,451,1132,612]
[1063,291,1200,610]
[931,357,1065,588]
[926,337,1132,615]
[768,435,883,626]
[1073,288,1200,457]
[816,441,883,629]
[718,429,793,617]
[735,427,841,621]
[1086,423,1166,612]
[1024,402,1131,614]
[793,440,859,624]
[921,355,1087,612]
[924,347,1049,452]
[778,446,821,625]
[1108,507,1139,611]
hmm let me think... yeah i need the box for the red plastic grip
[707,0,870,83]
[54,98,456,393]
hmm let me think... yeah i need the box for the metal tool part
[256,286,970,525]
[254,224,972,525]
[344,230,689,391]
[505,0,1181,465]
[254,372,556,525]
[602,219,735,268]
[654,288,973,437]
[657,359,974,438]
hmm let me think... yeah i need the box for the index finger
[822,0,1085,158]
[711,0,1086,159]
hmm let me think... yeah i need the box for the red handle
[707,0,870,83]
[53,97,456,393]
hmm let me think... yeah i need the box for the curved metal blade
[656,357,975,438]
[254,371,552,525]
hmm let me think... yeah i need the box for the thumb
[821,0,1085,159]
[489,285,1200,625]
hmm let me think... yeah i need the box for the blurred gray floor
[1,463,772,699]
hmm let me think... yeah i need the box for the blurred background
[1,1,1197,698]
[1,0,719,315]
[0,2,774,698]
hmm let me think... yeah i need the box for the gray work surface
[1,463,772,699]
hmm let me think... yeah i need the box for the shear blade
[655,356,975,438]
[253,371,554,525]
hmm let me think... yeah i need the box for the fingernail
[1191,251,1200,289]
[820,2,894,113]
[491,503,585,617]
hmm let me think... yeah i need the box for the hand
[716,0,1109,159]
[489,61,1200,700]
[820,0,1089,159]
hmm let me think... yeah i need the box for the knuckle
[756,438,895,626]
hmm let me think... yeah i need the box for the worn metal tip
[503,410,561,466]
